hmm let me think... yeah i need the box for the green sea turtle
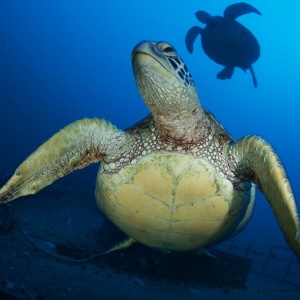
[185,2,261,87]
[0,41,299,258]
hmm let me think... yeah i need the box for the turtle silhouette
[185,2,261,87]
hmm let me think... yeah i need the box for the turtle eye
[164,46,174,53]
[157,42,177,57]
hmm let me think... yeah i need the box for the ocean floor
[0,182,299,300]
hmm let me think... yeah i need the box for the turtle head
[132,41,201,117]
[195,11,212,24]
[132,41,204,141]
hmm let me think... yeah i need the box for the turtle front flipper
[185,26,203,54]
[217,66,234,80]
[227,135,300,258]
[0,118,130,204]
[223,3,262,20]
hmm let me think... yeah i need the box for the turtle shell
[96,152,255,251]
[201,16,260,69]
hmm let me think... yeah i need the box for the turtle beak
[132,41,162,74]
[131,41,156,64]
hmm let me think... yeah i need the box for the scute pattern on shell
[97,152,253,251]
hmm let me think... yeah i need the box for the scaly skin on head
[132,41,206,142]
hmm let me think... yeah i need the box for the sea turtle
[185,2,261,87]
[0,41,299,258]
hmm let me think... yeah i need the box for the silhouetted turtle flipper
[185,26,203,54]
[224,2,262,19]
[217,66,235,80]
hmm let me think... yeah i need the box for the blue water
[0,0,299,277]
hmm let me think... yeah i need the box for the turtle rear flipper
[249,65,258,88]
[185,26,203,54]
[227,136,300,259]
[224,2,262,20]
[217,66,234,80]
[102,237,136,254]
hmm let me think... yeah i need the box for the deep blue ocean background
[0,0,299,259]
